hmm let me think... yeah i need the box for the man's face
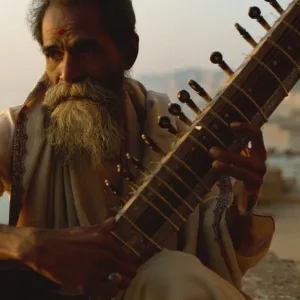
[41,2,128,168]
[42,1,123,91]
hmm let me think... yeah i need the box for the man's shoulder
[0,105,23,189]
[0,105,23,155]
[0,105,23,132]
[145,89,173,118]
[146,90,171,107]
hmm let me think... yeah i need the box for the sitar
[2,0,300,299]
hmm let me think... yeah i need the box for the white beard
[42,80,123,168]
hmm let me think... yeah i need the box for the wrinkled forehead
[42,2,105,46]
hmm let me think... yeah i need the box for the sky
[0,0,290,111]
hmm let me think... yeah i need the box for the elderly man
[0,0,274,299]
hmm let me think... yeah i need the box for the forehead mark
[58,28,67,36]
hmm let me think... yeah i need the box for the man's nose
[59,54,85,83]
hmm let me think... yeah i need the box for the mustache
[43,79,120,111]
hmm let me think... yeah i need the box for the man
[0,0,274,299]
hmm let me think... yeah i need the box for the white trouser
[124,250,245,300]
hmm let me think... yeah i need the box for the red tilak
[58,29,67,36]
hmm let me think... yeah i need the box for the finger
[209,147,266,175]
[104,235,137,261]
[90,250,137,278]
[230,123,266,158]
[98,255,137,278]
[102,217,117,232]
[212,161,263,190]
[117,261,137,278]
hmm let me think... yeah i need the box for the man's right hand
[18,219,137,298]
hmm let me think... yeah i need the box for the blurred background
[1,0,300,297]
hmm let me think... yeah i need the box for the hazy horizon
[0,0,291,111]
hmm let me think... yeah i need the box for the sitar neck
[112,0,300,262]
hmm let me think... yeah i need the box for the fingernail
[209,147,220,156]
[103,217,116,229]
[230,122,242,128]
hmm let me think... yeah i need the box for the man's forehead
[42,2,104,45]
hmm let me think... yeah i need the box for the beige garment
[0,77,274,299]
[125,250,245,300]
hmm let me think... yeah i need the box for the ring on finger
[108,272,122,284]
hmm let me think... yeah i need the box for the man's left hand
[209,122,267,195]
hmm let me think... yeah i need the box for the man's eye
[46,51,63,61]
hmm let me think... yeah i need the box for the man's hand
[209,122,267,195]
[19,218,137,298]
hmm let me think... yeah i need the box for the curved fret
[145,182,188,222]
[153,175,195,212]
[132,157,209,206]
[207,109,229,127]
[282,19,300,38]
[120,214,163,250]
[137,192,180,231]
[267,39,300,71]
[187,135,208,152]
[231,82,268,121]
[195,123,229,150]
[220,95,251,123]
[162,164,204,204]
[110,232,141,258]
[251,56,289,97]
[129,166,195,213]
[172,154,211,192]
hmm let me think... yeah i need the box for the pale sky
[0,0,290,111]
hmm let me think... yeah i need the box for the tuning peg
[248,6,271,31]
[177,90,202,115]
[141,134,164,155]
[210,52,234,76]
[158,116,179,135]
[168,103,192,126]
[117,164,135,182]
[264,0,284,14]
[188,79,212,103]
[126,153,146,172]
[105,180,121,196]
[235,23,257,48]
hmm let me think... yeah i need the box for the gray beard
[42,80,123,168]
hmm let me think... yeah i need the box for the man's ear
[123,33,139,70]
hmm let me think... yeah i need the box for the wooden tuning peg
[189,79,212,103]
[158,116,178,135]
[168,103,192,126]
[210,52,234,76]
[105,180,121,196]
[235,23,257,48]
[141,134,164,155]
[248,6,271,31]
[177,90,202,115]
[126,153,146,172]
[264,0,284,14]
[117,164,135,182]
